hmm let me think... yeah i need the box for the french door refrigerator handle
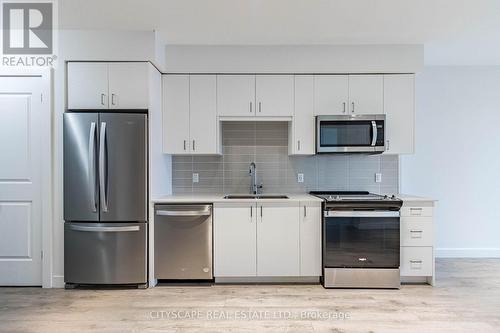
[371,121,377,146]
[88,122,97,212]
[69,225,140,232]
[99,122,108,212]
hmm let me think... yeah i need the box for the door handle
[343,102,346,113]
[250,102,253,113]
[351,102,355,113]
[250,206,253,218]
[193,140,195,151]
[260,206,263,218]
[155,210,211,217]
[371,121,377,146]
[297,140,301,151]
[69,225,140,232]
[100,93,106,106]
[304,205,307,217]
[111,93,117,106]
[88,122,97,212]
[99,122,108,212]
[259,102,262,113]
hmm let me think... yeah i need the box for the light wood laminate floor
[1,259,499,333]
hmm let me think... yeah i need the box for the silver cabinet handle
[371,121,377,146]
[88,122,97,212]
[111,93,116,106]
[250,206,253,218]
[69,225,140,232]
[386,140,390,151]
[250,102,253,113]
[343,102,346,113]
[297,140,301,151]
[155,210,211,217]
[183,140,186,151]
[260,206,263,218]
[99,122,108,213]
[304,205,307,217]
[259,102,262,113]
[351,102,355,113]
[100,93,106,106]
[193,140,195,151]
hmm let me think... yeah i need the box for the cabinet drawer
[400,218,433,247]
[400,247,433,276]
[401,206,433,217]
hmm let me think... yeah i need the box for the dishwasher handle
[156,209,211,217]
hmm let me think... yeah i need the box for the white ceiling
[59,0,500,65]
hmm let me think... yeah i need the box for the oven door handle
[324,211,400,218]
[371,121,377,146]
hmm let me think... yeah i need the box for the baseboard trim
[52,275,64,288]
[436,248,500,258]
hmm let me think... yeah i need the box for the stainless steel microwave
[316,115,385,154]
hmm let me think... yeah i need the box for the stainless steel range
[310,191,403,289]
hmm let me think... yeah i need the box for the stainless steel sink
[223,194,289,199]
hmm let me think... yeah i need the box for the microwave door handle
[371,121,377,146]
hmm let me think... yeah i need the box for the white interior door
[0,75,46,285]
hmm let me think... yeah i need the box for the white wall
[401,66,500,258]
[164,45,423,73]
[51,29,168,287]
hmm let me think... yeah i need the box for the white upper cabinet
[214,203,257,277]
[217,75,255,117]
[189,75,218,154]
[163,75,219,155]
[255,75,294,117]
[257,202,300,276]
[290,75,315,155]
[67,62,108,110]
[108,62,149,109]
[384,74,415,154]
[299,202,322,276]
[67,62,149,110]
[314,75,349,115]
[163,75,190,154]
[348,75,384,114]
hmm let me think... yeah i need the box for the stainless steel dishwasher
[154,204,213,280]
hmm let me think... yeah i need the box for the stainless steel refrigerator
[63,112,147,287]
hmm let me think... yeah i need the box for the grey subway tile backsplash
[172,121,399,195]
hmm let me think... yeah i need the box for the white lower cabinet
[257,202,300,276]
[299,202,322,276]
[214,201,321,278]
[214,202,256,277]
[400,200,435,285]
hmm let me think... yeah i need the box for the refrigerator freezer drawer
[64,223,147,285]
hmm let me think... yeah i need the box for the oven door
[316,116,385,153]
[323,211,400,268]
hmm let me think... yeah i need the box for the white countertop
[151,193,435,204]
[151,193,323,204]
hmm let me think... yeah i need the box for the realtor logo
[2,2,53,54]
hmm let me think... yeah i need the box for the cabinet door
[257,202,300,276]
[217,75,255,117]
[67,62,108,109]
[108,62,149,109]
[291,75,315,155]
[255,75,294,117]
[214,203,257,277]
[384,74,415,154]
[189,75,218,154]
[299,202,322,276]
[314,75,348,115]
[348,75,383,114]
[162,75,190,154]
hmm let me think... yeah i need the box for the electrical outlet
[192,173,199,183]
[375,173,382,183]
[297,173,304,183]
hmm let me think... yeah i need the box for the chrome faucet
[249,162,263,195]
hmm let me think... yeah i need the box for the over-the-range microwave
[316,115,385,154]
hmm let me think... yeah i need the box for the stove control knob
[391,195,397,199]
[384,195,389,200]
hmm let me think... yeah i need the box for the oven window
[324,216,400,268]
[320,121,373,147]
